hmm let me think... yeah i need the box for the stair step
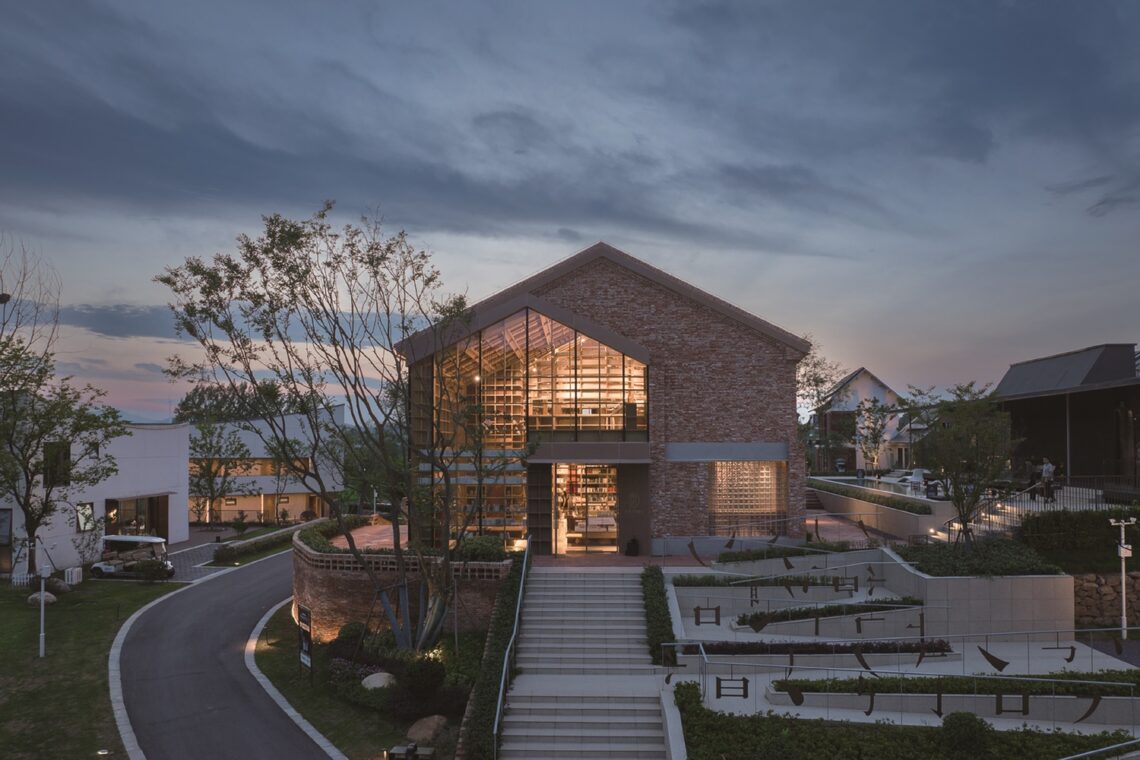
[502,726,664,742]
[506,705,662,718]
[508,694,662,705]
[500,741,666,759]
[520,665,659,675]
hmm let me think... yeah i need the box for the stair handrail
[492,533,531,760]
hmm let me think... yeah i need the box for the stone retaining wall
[291,533,512,641]
[1073,571,1140,628]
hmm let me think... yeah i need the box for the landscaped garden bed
[674,681,1131,759]
[773,669,1140,698]
[737,597,924,631]
[642,566,674,665]
[895,538,1061,576]
[808,478,933,515]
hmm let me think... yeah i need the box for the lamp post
[1109,517,1136,640]
[38,561,51,657]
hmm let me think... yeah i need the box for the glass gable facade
[411,308,648,540]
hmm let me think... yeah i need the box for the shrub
[737,597,924,631]
[774,669,1140,698]
[673,573,843,588]
[461,553,526,760]
[642,566,674,665]
[231,510,249,536]
[717,541,852,563]
[808,478,932,515]
[684,639,951,656]
[896,539,1061,577]
[399,656,447,700]
[674,681,1131,760]
[135,559,171,583]
[941,712,991,758]
[454,535,508,562]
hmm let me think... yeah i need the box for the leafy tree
[0,245,126,574]
[795,334,850,472]
[899,384,940,467]
[855,397,895,471]
[914,382,1014,548]
[187,417,256,523]
[0,337,127,573]
[158,203,482,651]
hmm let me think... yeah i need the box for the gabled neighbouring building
[398,242,808,555]
[809,367,911,472]
[995,343,1139,482]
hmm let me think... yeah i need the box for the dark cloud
[556,228,584,242]
[1047,175,1117,196]
[59,305,179,340]
[134,362,166,375]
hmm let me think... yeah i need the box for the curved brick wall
[291,533,511,641]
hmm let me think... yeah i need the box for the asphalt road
[120,551,323,760]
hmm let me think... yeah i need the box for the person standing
[1041,457,1056,503]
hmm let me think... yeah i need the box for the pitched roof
[994,343,1139,400]
[397,242,809,360]
[815,366,899,411]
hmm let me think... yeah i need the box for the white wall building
[196,406,346,524]
[1,422,190,577]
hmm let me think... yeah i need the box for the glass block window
[708,461,787,536]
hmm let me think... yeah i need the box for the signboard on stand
[298,604,313,670]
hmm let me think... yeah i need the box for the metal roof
[994,343,1138,400]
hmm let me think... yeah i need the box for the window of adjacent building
[278,496,290,504]
[224,498,238,506]
[75,502,96,532]
[708,461,787,535]
[43,441,71,490]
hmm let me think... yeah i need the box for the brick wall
[292,536,509,642]
[534,257,805,536]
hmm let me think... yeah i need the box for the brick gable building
[400,243,808,555]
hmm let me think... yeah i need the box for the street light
[1109,517,1136,640]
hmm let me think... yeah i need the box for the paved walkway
[168,543,226,583]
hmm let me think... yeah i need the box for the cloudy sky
[2,1,1138,420]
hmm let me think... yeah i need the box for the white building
[1,422,190,577]
[196,407,345,525]
[811,368,910,471]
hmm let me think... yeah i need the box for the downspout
[1065,393,1071,484]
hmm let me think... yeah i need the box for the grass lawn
[0,578,180,760]
[255,605,407,759]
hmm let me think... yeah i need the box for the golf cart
[90,535,176,579]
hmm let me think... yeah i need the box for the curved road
[120,551,321,759]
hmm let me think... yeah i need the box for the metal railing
[492,533,531,760]
[1059,737,1140,759]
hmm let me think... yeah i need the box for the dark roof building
[995,344,1139,482]
[400,242,808,555]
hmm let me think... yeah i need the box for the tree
[0,337,127,573]
[855,397,894,472]
[0,242,126,574]
[795,335,850,472]
[158,203,479,651]
[914,382,1014,548]
[174,385,258,523]
[899,385,940,468]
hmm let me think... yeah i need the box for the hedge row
[808,479,933,515]
[737,597,924,631]
[642,566,675,666]
[681,639,951,656]
[295,523,506,561]
[212,516,369,563]
[460,552,525,760]
[673,573,844,588]
[774,669,1140,698]
[674,681,1130,760]
[716,541,852,564]
[1021,508,1140,553]
[895,539,1061,577]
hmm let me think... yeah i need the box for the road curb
[245,597,349,760]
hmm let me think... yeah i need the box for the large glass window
[708,461,787,536]
[411,307,649,538]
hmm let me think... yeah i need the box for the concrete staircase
[499,567,667,759]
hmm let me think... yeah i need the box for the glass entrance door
[553,464,618,553]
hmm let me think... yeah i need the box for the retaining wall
[291,533,511,641]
